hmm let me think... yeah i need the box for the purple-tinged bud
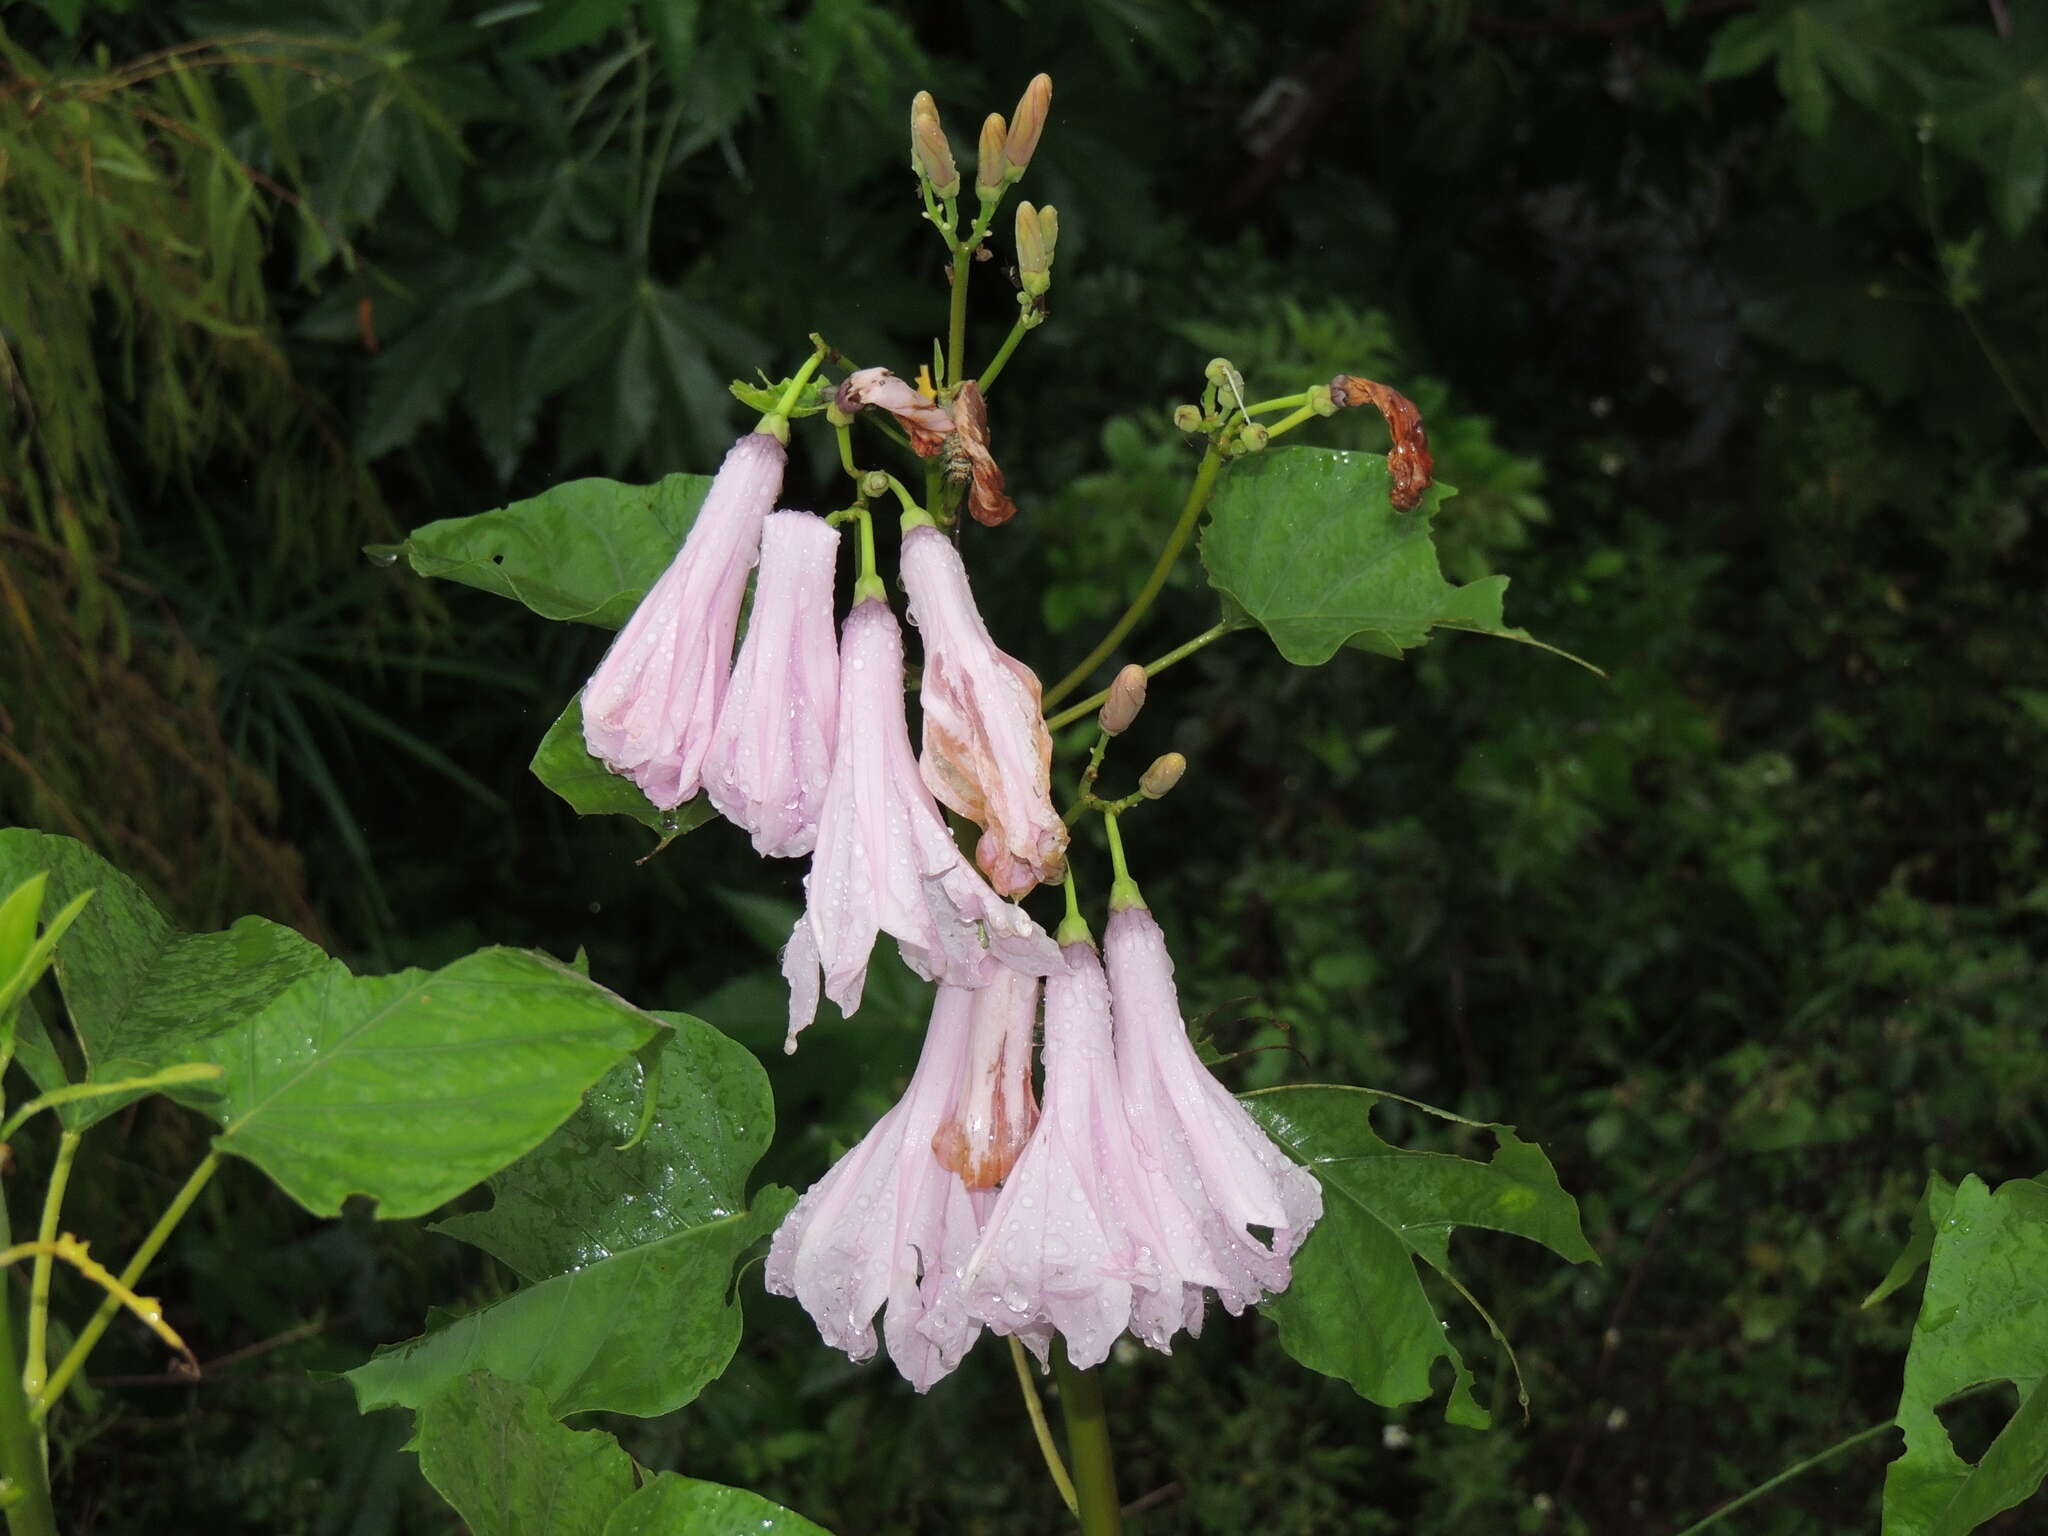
[1139,752,1185,800]
[1100,665,1147,735]
[911,90,960,199]
[976,113,1009,196]
[1003,74,1052,180]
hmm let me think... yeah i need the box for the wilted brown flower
[1329,375,1435,511]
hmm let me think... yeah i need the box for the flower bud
[1038,205,1058,264]
[1139,752,1186,800]
[1003,74,1052,181]
[1309,383,1337,417]
[1099,664,1147,735]
[1171,404,1203,433]
[911,91,961,199]
[861,470,892,500]
[1204,357,1243,394]
[1015,201,1051,296]
[976,113,1009,196]
[1237,422,1270,453]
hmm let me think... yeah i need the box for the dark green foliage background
[4,0,2045,1531]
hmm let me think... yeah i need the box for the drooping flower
[765,984,988,1392]
[780,599,1061,1050]
[835,368,955,456]
[899,522,1065,897]
[961,935,1210,1369]
[832,369,1016,526]
[931,966,1040,1190]
[582,432,785,808]
[1104,902,1323,1313]
[703,511,841,857]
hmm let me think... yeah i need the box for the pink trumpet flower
[1105,902,1323,1312]
[704,511,841,857]
[961,937,1210,1369]
[900,523,1066,897]
[582,432,785,808]
[780,599,1061,1051]
[765,984,988,1392]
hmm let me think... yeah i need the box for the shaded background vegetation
[3,0,2045,1530]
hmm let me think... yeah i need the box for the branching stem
[35,1150,221,1417]
[1045,622,1231,733]
[1043,444,1226,708]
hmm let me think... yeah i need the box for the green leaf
[1865,1171,1959,1309]
[0,831,326,1130]
[1201,448,1582,669]
[601,1473,834,1535]
[1243,1084,1596,1428]
[727,376,831,418]
[346,1192,792,1417]
[368,472,711,628]
[414,1371,635,1536]
[1883,1175,2048,1536]
[1933,26,2048,235]
[529,695,715,845]
[433,1015,771,1281]
[208,948,658,1219]
[350,999,789,1417]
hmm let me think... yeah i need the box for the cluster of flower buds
[910,75,1051,206]
[769,889,1323,1388]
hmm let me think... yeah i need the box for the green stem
[768,344,827,422]
[1103,813,1143,911]
[35,1150,221,1418]
[978,310,1035,393]
[1043,444,1226,709]
[948,242,973,390]
[0,1298,56,1536]
[1050,1338,1121,1535]
[849,508,885,604]
[1240,391,1308,416]
[1008,1337,1078,1516]
[21,1131,79,1400]
[836,421,859,480]
[1045,621,1230,733]
[1668,1421,1896,1536]
[1262,402,1319,440]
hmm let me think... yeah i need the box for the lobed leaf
[351,1012,789,1418]
[414,1371,635,1536]
[433,1016,772,1282]
[347,1193,793,1418]
[411,1371,833,1536]
[1200,447,1580,670]
[0,830,325,1129]
[1244,1084,1595,1428]
[206,948,658,1219]
[1882,1174,2048,1536]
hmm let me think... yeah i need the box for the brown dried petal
[949,380,1019,527]
[1330,375,1435,511]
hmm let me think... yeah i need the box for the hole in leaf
[1937,1380,2017,1466]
